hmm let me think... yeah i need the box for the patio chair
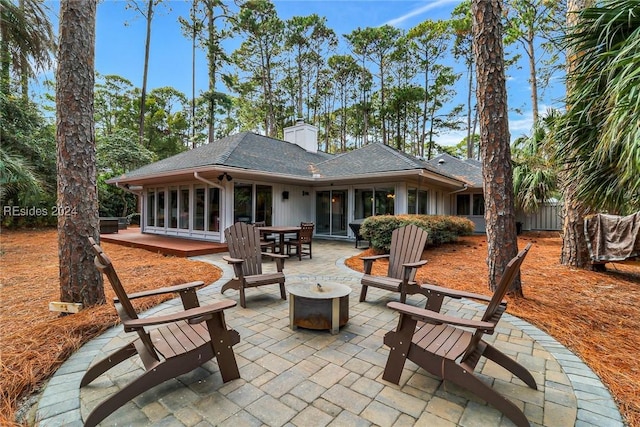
[83,238,240,427]
[382,243,535,427]
[286,222,314,260]
[359,224,428,303]
[222,222,288,308]
[349,220,370,248]
[253,220,276,252]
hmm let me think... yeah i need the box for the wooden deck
[100,228,227,257]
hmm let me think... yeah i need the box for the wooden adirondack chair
[222,222,288,308]
[382,243,535,427]
[83,238,241,427]
[286,222,314,260]
[359,224,429,303]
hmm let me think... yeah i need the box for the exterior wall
[138,177,464,242]
[272,182,314,225]
[466,216,487,233]
[434,187,454,215]
[450,190,486,233]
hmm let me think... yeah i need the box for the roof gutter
[108,166,466,188]
[194,172,224,189]
[115,182,143,195]
[448,184,469,194]
[418,170,467,188]
[106,165,231,185]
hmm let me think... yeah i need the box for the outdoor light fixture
[218,172,232,181]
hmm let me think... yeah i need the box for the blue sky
[43,0,565,146]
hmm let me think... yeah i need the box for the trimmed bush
[359,214,475,252]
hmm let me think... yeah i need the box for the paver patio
[35,240,623,426]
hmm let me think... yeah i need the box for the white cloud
[509,116,534,135]
[384,0,461,27]
[437,130,466,147]
[438,104,553,148]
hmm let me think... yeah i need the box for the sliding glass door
[315,189,347,236]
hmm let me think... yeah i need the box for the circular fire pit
[288,282,351,335]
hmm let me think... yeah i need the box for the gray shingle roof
[116,132,467,186]
[314,142,444,177]
[119,132,331,179]
[426,153,483,187]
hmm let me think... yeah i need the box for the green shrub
[359,214,475,252]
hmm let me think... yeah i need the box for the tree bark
[206,2,218,144]
[466,60,474,159]
[561,0,594,269]
[138,0,154,146]
[560,183,593,268]
[56,0,104,307]
[472,0,521,294]
[527,35,538,124]
[19,0,29,104]
[0,9,10,99]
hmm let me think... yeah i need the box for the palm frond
[557,0,640,213]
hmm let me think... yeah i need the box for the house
[426,153,486,233]
[426,154,564,233]
[108,121,487,243]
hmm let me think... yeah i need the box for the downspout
[448,184,470,218]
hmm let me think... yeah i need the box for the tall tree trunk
[528,35,539,124]
[56,0,104,307]
[297,46,303,120]
[420,53,429,158]
[560,185,592,267]
[207,3,216,144]
[138,0,154,146]
[191,0,197,148]
[0,10,10,99]
[427,118,435,160]
[265,54,276,137]
[561,0,594,269]
[19,0,29,104]
[380,66,387,145]
[361,57,368,146]
[473,0,521,294]
[466,61,474,159]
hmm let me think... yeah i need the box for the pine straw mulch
[345,232,640,426]
[0,228,222,426]
[1,230,639,426]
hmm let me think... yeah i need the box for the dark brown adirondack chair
[359,224,429,303]
[286,222,314,260]
[83,238,240,427]
[382,243,535,427]
[222,222,288,308]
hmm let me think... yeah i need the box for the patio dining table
[257,225,301,254]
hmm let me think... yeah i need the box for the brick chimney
[284,119,318,153]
